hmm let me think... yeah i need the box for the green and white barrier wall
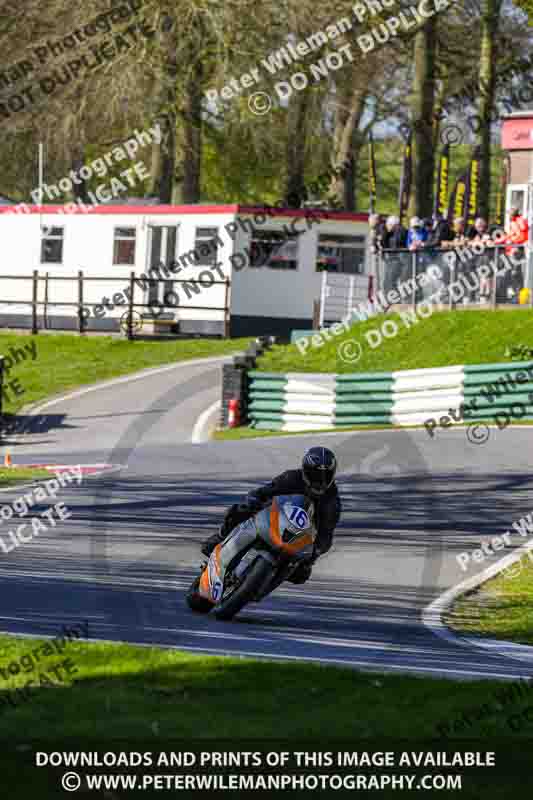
[248,362,533,431]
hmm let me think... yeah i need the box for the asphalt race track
[1,354,533,681]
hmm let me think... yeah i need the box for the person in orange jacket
[506,207,529,250]
[502,207,528,302]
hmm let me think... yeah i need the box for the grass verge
[0,334,250,415]
[1,632,532,739]
[0,467,52,487]
[213,423,413,440]
[257,309,533,373]
[213,420,533,441]
[445,553,533,646]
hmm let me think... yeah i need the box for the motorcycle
[186,493,317,621]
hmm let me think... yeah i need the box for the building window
[113,227,136,265]
[40,226,64,264]
[316,234,365,274]
[194,227,219,266]
[249,229,298,270]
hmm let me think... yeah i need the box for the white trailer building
[0,203,370,338]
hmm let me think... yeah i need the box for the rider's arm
[246,470,299,510]
[314,490,341,556]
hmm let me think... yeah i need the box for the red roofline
[0,203,368,222]
[0,204,240,215]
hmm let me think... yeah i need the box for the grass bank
[0,334,250,416]
[213,423,415,441]
[0,632,532,739]
[0,467,52,487]
[445,553,533,646]
[257,309,533,374]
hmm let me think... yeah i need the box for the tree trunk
[478,0,502,219]
[410,17,437,218]
[343,151,356,211]
[177,61,204,203]
[157,112,177,204]
[284,89,309,206]
[146,14,178,204]
[329,87,366,209]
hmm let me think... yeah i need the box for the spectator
[464,217,492,303]
[423,218,433,237]
[425,212,452,248]
[407,216,427,250]
[381,215,408,298]
[505,206,529,248]
[369,213,385,255]
[466,216,490,243]
[440,216,466,249]
[453,217,467,242]
[502,207,529,303]
[381,215,407,249]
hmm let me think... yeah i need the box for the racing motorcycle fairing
[196,494,316,605]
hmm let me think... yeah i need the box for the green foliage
[515,0,533,23]
[1,631,533,742]
[256,310,533,374]
[446,554,533,645]
[356,139,506,219]
[0,333,251,415]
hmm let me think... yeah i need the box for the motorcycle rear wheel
[214,558,273,621]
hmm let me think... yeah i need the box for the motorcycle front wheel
[214,557,273,621]
[186,575,215,614]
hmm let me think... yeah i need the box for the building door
[146,225,178,310]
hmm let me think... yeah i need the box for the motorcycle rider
[201,446,341,584]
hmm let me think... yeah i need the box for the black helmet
[302,446,337,497]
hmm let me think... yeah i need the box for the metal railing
[376,245,530,310]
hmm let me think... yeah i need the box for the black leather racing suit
[211,470,341,582]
